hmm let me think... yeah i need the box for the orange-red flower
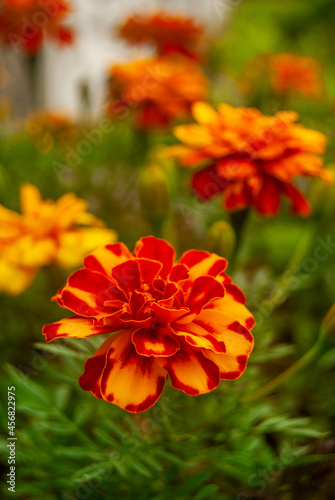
[108,56,208,128]
[118,12,204,61]
[0,0,74,54]
[25,112,78,152]
[167,102,331,216]
[0,184,117,294]
[43,236,255,413]
[269,53,323,99]
[239,53,324,101]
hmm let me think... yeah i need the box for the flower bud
[138,163,170,233]
[206,220,236,259]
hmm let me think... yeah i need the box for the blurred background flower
[0,183,116,294]
[168,102,331,216]
[118,11,205,61]
[107,56,209,129]
[0,0,74,54]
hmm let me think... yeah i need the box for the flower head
[239,53,324,101]
[43,236,255,413]
[0,184,116,294]
[118,12,204,61]
[108,56,208,128]
[269,53,323,99]
[167,102,331,216]
[0,0,74,54]
[26,112,77,153]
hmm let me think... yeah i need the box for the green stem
[245,338,325,402]
[229,208,250,268]
[257,223,315,318]
[27,53,40,110]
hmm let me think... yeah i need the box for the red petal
[186,276,225,314]
[132,326,180,357]
[195,309,254,379]
[169,263,190,283]
[79,336,115,399]
[180,250,227,279]
[224,181,252,211]
[84,243,133,277]
[192,164,227,200]
[157,342,220,395]
[134,236,175,279]
[252,176,281,216]
[112,260,141,297]
[280,182,311,216]
[151,302,189,324]
[136,258,162,283]
[60,269,113,317]
[100,331,167,412]
[171,322,226,353]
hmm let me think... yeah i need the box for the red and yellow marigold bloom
[269,53,323,99]
[0,184,116,295]
[108,56,208,128]
[0,0,74,54]
[167,102,331,216]
[118,12,204,61]
[43,236,255,413]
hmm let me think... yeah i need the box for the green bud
[206,221,236,259]
[138,164,170,235]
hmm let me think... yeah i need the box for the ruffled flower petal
[180,250,227,279]
[134,236,175,279]
[100,331,167,412]
[157,342,220,395]
[43,316,112,342]
[132,326,180,357]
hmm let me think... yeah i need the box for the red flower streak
[43,237,254,413]
[118,12,204,61]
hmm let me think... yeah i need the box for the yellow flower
[0,184,117,295]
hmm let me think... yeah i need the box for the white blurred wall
[42,0,225,119]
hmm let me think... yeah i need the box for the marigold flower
[118,12,204,61]
[0,0,74,54]
[167,102,331,216]
[0,184,116,295]
[239,53,324,101]
[43,236,255,413]
[108,56,208,128]
[269,53,323,99]
[25,112,77,153]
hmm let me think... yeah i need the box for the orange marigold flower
[108,56,208,128]
[0,0,74,54]
[167,102,331,216]
[43,236,255,413]
[118,12,204,61]
[0,184,117,295]
[269,53,323,99]
[25,112,78,152]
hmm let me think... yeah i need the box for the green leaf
[194,484,220,500]
[177,471,213,496]
[72,461,113,483]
